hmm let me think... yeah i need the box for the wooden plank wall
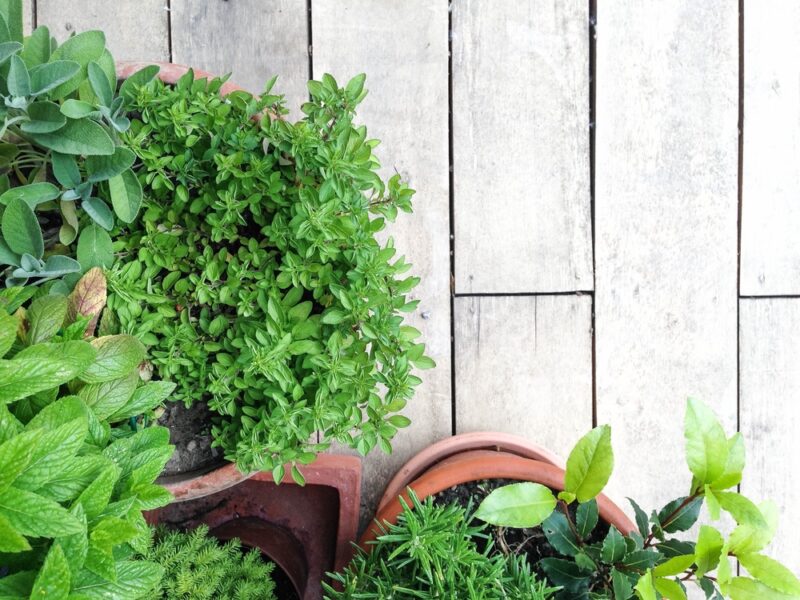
[24,1,800,561]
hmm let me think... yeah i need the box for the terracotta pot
[117,61,246,95]
[147,454,361,600]
[377,431,565,513]
[362,438,636,548]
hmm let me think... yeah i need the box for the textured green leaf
[16,416,87,491]
[0,428,40,493]
[539,558,590,595]
[76,223,114,270]
[0,485,82,536]
[73,463,118,520]
[73,560,163,599]
[574,499,599,540]
[108,380,176,422]
[49,30,105,99]
[87,60,112,107]
[695,525,723,578]
[722,577,796,600]
[0,40,22,65]
[52,151,82,188]
[628,497,650,538]
[7,54,29,96]
[623,550,661,571]
[564,424,614,502]
[58,503,88,579]
[612,568,634,600]
[78,373,139,421]
[31,542,70,599]
[85,146,135,183]
[653,577,687,600]
[0,181,59,207]
[19,25,49,67]
[1,197,43,258]
[657,496,703,533]
[634,570,657,600]
[79,335,146,384]
[0,510,29,552]
[474,482,556,528]
[685,398,728,485]
[542,510,581,557]
[82,197,114,230]
[0,341,95,404]
[601,525,627,563]
[118,64,160,104]
[31,118,114,156]
[0,570,35,597]
[37,454,107,502]
[29,60,81,96]
[20,100,66,132]
[60,98,97,119]
[26,294,68,344]
[0,0,22,43]
[108,168,142,223]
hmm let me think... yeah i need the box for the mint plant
[0,0,157,288]
[143,525,277,600]
[324,491,556,599]
[0,270,174,598]
[474,399,800,599]
[108,69,431,481]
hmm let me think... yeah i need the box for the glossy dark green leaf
[542,510,581,557]
[576,499,599,539]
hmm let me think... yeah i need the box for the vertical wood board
[170,0,308,112]
[740,299,800,573]
[454,294,593,460]
[312,0,451,528]
[740,1,800,295]
[594,1,739,510]
[452,0,592,294]
[36,0,169,61]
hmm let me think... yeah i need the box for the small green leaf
[291,464,306,486]
[474,482,556,528]
[107,380,176,422]
[629,497,650,538]
[634,570,657,600]
[119,64,160,104]
[653,577,687,600]
[738,553,800,595]
[82,197,114,230]
[52,151,81,188]
[0,40,22,66]
[7,54,29,96]
[575,500,599,540]
[61,98,96,119]
[108,168,142,223]
[29,60,81,96]
[26,294,68,344]
[694,525,723,578]
[612,567,634,600]
[77,224,114,270]
[542,511,581,556]
[0,511,30,552]
[19,100,66,133]
[86,146,135,182]
[657,496,703,533]
[79,334,146,384]
[87,60,112,107]
[2,197,43,258]
[601,525,627,563]
[653,554,695,577]
[31,542,70,599]
[0,181,59,207]
[539,558,590,595]
[710,433,745,491]
[564,424,614,502]
[49,30,106,99]
[684,398,728,485]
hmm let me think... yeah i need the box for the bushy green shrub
[475,399,800,599]
[143,525,276,600]
[323,492,555,599]
[0,270,174,598]
[0,0,157,288]
[107,70,431,480]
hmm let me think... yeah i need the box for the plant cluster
[142,525,277,600]
[474,399,800,600]
[1,1,157,288]
[107,69,430,481]
[324,491,556,599]
[0,270,175,598]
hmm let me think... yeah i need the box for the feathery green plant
[324,491,555,599]
[144,525,277,600]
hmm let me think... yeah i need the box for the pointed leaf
[30,118,114,156]
[564,424,614,502]
[738,553,800,595]
[26,294,68,344]
[31,542,70,599]
[86,146,135,183]
[576,499,599,539]
[76,223,114,270]
[108,168,142,223]
[474,482,557,528]
[542,510,581,556]
[685,398,728,485]
[20,100,66,132]
[29,59,80,96]
[602,525,627,563]
[2,197,43,258]
[7,54,29,96]
[79,334,146,383]
[0,485,82,536]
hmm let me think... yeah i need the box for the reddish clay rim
[378,431,565,512]
[116,61,246,95]
[362,451,636,548]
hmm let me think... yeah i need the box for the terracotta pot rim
[362,451,636,548]
[377,431,566,512]
[116,60,248,95]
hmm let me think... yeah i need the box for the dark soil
[432,479,609,568]
[158,400,223,476]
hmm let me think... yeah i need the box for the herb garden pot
[362,433,636,547]
[147,453,362,600]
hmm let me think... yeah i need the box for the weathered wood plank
[740,1,800,295]
[455,295,593,459]
[312,0,450,527]
[171,0,308,110]
[595,2,739,510]
[740,299,800,573]
[21,0,32,35]
[452,0,592,294]
[36,0,169,61]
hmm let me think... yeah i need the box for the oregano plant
[0,0,157,288]
[0,270,175,598]
[107,69,432,481]
[474,399,800,599]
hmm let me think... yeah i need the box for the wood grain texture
[170,0,308,110]
[312,0,450,529]
[455,295,593,459]
[21,0,32,34]
[36,0,169,61]
[740,1,800,295]
[740,299,800,573]
[595,1,739,510]
[452,0,592,294]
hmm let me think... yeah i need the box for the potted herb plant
[324,491,556,599]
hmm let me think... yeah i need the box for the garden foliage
[475,399,800,599]
[108,69,431,481]
[0,270,174,598]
